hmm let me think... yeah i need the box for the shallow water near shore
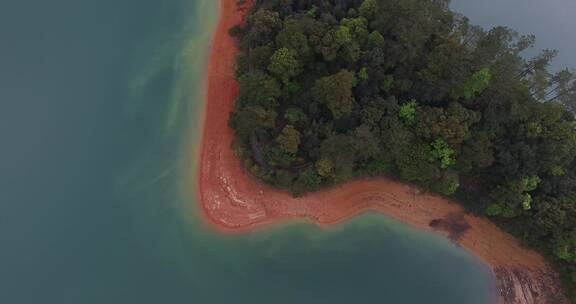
[2,0,572,303]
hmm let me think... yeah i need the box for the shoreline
[196,1,568,302]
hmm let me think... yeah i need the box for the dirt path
[196,1,568,303]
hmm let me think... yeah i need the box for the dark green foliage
[431,170,460,195]
[229,0,576,297]
[237,71,281,108]
[415,103,480,148]
[312,70,356,119]
[268,47,302,82]
[276,125,301,154]
[396,143,438,182]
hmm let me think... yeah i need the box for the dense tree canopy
[229,0,576,297]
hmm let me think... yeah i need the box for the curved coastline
[197,1,568,303]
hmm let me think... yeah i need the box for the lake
[451,0,576,71]
[2,0,572,303]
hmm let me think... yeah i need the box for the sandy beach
[196,1,568,303]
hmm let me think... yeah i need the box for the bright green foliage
[268,47,302,81]
[522,175,541,192]
[458,68,492,99]
[276,125,301,154]
[341,17,369,43]
[399,99,417,125]
[431,138,456,169]
[368,31,385,48]
[549,165,566,177]
[334,26,352,45]
[522,193,533,210]
[313,70,356,119]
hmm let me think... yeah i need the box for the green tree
[357,67,369,83]
[359,0,377,19]
[319,134,358,182]
[368,31,385,48]
[276,18,310,58]
[415,103,480,148]
[457,131,494,173]
[399,99,417,125]
[276,125,301,154]
[431,138,456,169]
[396,143,439,182]
[485,203,504,217]
[353,124,380,161]
[431,170,460,195]
[284,107,308,125]
[334,25,352,45]
[230,105,278,139]
[230,3,576,296]
[316,158,334,178]
[237,71,281,108]
[313,70,356,119]
[268,47,302,82]
[456,68,492,100]
[522,175,541,192]
[341,17,369,44]
[247,9,281,41]
[554,232,576,262]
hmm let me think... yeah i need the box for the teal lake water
[2,0,572,303]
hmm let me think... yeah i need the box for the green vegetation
[229,0,576,297]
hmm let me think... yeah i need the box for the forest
[228,0,576,298]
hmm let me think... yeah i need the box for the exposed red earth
[196,1,568,303]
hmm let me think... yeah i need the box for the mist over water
[452,0,576,71]
[1,0,542,303]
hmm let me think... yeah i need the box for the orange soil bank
[197,1,568,303]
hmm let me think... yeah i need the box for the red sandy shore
[197,1,568,303]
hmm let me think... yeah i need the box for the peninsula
[198,1,574,303]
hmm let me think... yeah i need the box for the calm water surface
[3,0,572,303]
[452,0,576,71]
